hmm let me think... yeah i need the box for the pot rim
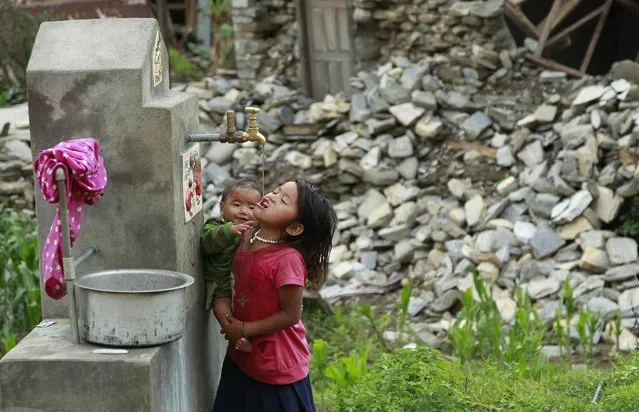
[75,269,194,294]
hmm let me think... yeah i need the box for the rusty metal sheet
[17,0,154,20]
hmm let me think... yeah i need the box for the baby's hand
[234,337,253,352]
[230,222,253,236]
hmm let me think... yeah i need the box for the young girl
[212,179,337,412]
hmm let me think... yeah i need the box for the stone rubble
[4,1,639,353]
[188,54,639,352]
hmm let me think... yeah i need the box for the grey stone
[361,251,378,270]
[380,80,410,105]
[411,90,437,110]
[400,66,427,91]
[572,85,606,106]
[388,135,414,158]
[4,140,32,163]
[350,93,371,122]
[461,111,492,139]
[604,263,639,282]
[530,226,566,259]
[389,102,425,126]
[551,190,593,224]
[517,140,544,167]
[527,277,561,300]
[414,118,443,139]
[206,96,234,113]
[496,146,515,167]
[587,297,620,321]
[430,289,460,312]
[534,104,557,123]
[204,162,231,186]
[606,237,638,265]
[358,189,388,219]
[407,296,427,316]
[397,157,418,179]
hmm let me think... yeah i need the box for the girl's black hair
[221,177,263,202]
[289,179,337,288]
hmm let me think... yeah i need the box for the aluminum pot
[75,269,194,347]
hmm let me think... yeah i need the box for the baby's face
[220,188,262,224]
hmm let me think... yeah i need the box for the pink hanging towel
[34,137,107,300]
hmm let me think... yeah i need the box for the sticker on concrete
[182,143,202,223]
[152,30,163,87]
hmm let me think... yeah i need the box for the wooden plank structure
[297,0,356,100]
[505,0,639,77]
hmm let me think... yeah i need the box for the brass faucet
[242,107,266,145]
[187,106,267,145]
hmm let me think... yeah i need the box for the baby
[201,177,262,352]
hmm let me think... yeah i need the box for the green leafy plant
[210,0,235,74]
[168,48,204,81]
[504,288,547,378]
[576,309,600,366]
[358,304,391,352]
[324,341,371,390]
[620,219,639,239]
[0,205,41,355]
[397,278,412,345]
[449,267,546,376]
[613,311,622,354]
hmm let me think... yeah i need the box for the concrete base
[0,318,225,412]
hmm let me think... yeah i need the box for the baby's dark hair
[288,179,337,288]
[221,177,263,202]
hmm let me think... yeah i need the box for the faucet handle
[245,107,261,116]
[225,111,237,134]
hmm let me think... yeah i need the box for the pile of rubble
[189,53,639,351]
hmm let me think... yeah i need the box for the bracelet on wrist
[240,322,249,339]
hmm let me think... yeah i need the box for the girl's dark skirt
[212,356,316,412]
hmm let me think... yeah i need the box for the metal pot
[75,269,194,347]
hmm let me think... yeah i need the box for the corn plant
[397,278,412,345]
[0,205,41,355]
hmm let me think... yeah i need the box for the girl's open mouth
[258,198,269,209]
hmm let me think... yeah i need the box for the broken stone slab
[529,225,566,259]
[606,237,638,265]
[579,247,610,274]
[550,190,593,224]
[604,263,639,282]
[460,111,492,140]
[388,103,426,127]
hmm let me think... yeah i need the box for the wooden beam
[580,0,614,73]
[535,0,563,57]
[545,4,606,49]
[616,0,639,14]
[538,0,583,31]
[525,53,585,77]
[504,2,540,38]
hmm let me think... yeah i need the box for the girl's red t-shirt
[227,243,310,385]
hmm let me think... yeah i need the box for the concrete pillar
[0,18,225,411]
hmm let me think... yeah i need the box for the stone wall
[231,0,514,87]
[230,0,299,88]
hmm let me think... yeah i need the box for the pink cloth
[34,138,107,300]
